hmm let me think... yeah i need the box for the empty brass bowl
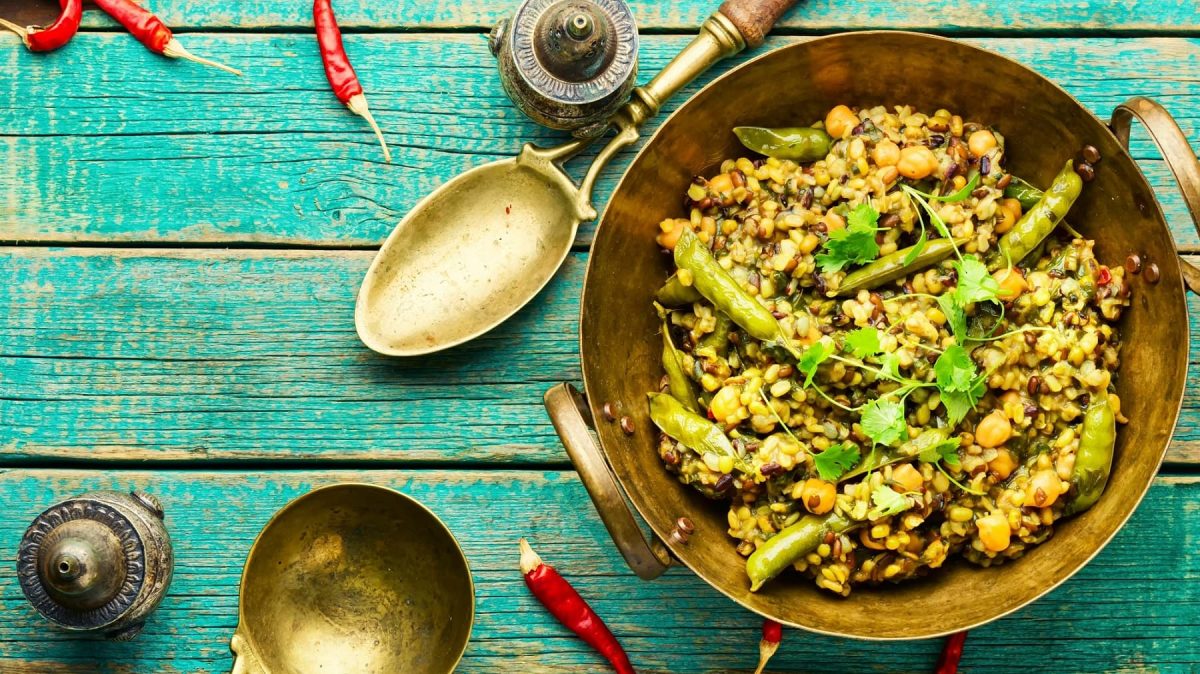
[230,484,474,673]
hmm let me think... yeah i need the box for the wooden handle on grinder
[718,0,799,49]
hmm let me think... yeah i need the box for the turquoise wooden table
[1,1,1199,672]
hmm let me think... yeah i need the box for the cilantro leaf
[797,341,832,387]
[953,255,1001,306]
[869,484,913,518]
[937,293,967,344]
[906,172,980,204]
[816,204,881,272]
[940,390,974,427]
[844,327,882,360]
[879,352,902,381]
[846,202,881,232]
[934,345,978,393]
[918,438,962,466]
[861,397,908,447]
[813,443,861,482]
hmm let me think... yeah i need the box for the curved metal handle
[544,383,671,580]
[230,632,263,674]
[1111,96,1200,293]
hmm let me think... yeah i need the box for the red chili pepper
[1097,265,1112,286]
[519,538,635,674]
[313,0,391,162]
[935,630,968,674]
[0,0,82,53]
[754,619,782,674]
[93,0,240,75]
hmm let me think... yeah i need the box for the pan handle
[544,383,671,580]
[1110,97,1200,293]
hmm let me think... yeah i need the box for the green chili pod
[836,238,968,296]
[1064,395,1116,516]
[733,126,833,162]
[840,427,954,481]
[1003,175,1044,210]
[993,160,1083,270]
[661,320,700,413]
[674,229,795,355]
[656,273,704,306]
[648,392,750,473]
[746,512,856,591]
[697,312,733,355]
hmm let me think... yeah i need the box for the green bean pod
[746,513,856,591]
[733,126,833,162]
[835,238,967,296]
[647,392,750,473]
[1064,395,1116,516]
[697,312,733,355]
[1003,175,1044,210]
[674,229,795,355]
[993,160,1083,270]
[661,319,700,412]
[656,273,704,306]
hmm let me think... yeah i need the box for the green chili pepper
[1003,175,1044,211]
[697,313,733,355]
[647,392,750,473]
[993,160,1083,270]
[746,512,856,591]
[840,427,954,481]
[836,238,967,296]
[733,126,832,162]
[661,319,699,413]
[674,229,796,356]
[1064,395,1116,516]
[656,273,704,306]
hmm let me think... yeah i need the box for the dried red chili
[935,630,968,674]
[0,0,82,53]
[93,0,240,75]
[519,538,635,674]
[754,618,782,674]
[313,0,391,162]
[1097,265,1112,286]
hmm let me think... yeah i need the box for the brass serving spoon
[355,0,798,356]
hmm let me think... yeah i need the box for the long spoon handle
[719,0,800,48]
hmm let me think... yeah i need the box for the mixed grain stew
[648,105,1127,595]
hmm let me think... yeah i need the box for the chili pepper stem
[518,537,542,574]
[346,93,392,163]
[0,17,31,47]
[162,37,243,76]
[753,640,779,674]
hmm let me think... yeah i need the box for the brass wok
[230,484,474,673]
[546,31,1200,639]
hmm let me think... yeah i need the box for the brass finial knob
[39,518,127,611]
[532,1,616,82]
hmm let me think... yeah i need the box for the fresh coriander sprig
[815,203,882,273]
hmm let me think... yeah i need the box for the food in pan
[648,105,1129,595]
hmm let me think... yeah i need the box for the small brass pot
[230,484,474,673]
[547,31,1200,638]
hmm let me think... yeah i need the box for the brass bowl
[230,484,474,673]
[547,31,1200,638]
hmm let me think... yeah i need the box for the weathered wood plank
[3,247,1200,466]
[0,470,1195,673]
[2,35,1198,247]
[6,0,1193,32]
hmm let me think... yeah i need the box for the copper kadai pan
[545,31,1200,639]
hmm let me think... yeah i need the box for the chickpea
[825,105,859,139]
[872,139,900,167]
[707,172,733,194]
[823,211,846,233]
[1026,469,1063,507]
[995,198,1023,234]
[710,385,742,422]
[989,448,1018,480]
[892,463,924,493]
[968,130,998,158]
[655,218,689,250]
[976,512,1011,552]
[800,478,836,515]
[975,410,1012,448]
[993,267,1028,300]
[897,145,938,180]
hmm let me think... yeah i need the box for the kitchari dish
[648,105,1129,595]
